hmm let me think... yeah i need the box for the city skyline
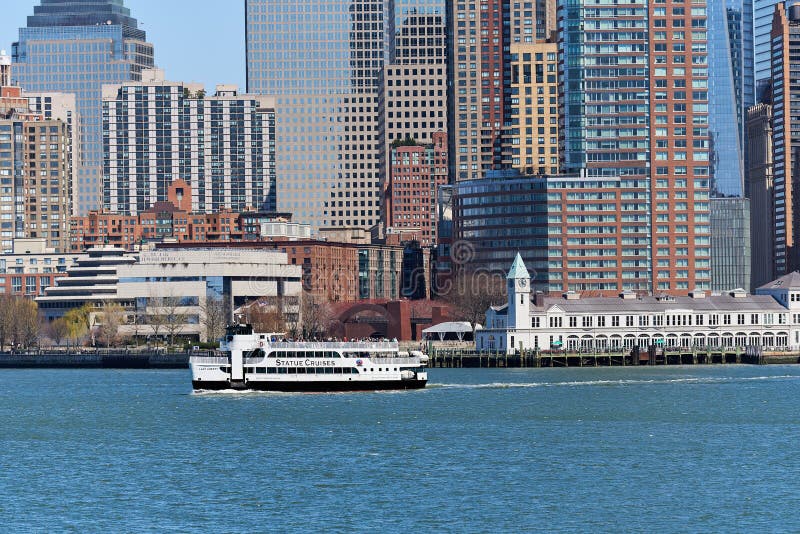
[0,1,246,92]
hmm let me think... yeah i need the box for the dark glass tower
[11,0,154,215]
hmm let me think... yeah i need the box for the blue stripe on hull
[192,379,427,392]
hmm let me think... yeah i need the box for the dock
[0,350,190,369]
[429,346,798,368]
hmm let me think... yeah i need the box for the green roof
[507,253,530,280]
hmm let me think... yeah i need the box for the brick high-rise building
[384,131,448,246]
[447,0,557,182]
[0,87,72,253]
[769,2,800,275]
[559,0,711,293]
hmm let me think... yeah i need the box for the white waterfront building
[477,255,800,354]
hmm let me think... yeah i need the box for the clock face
[518,279,527,288]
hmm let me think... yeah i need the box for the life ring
[259,341,264,347]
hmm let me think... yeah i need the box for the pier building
[477,255,800,354]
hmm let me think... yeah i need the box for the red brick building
[384,131,448,247]
[70,180,256,251]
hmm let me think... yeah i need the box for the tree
[47,317,69,347]
[0,294,15,350]
[249,305,286,333]
[445,271,506,329]
[201,296,227,343]
[161,296,187,347]
[97,302,125,347]
[300,292,332,339]
[13,299,40,349]
[63,304,92,348]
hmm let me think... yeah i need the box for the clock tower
[507,253,530,330]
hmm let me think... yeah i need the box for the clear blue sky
[0,0,246,92]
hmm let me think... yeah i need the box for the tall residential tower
[103,70,276,215]
[559,0,712,293]
[11,0,154,215]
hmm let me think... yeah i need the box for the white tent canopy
[422,321,474,341]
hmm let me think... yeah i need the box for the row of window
[242,367,358,375]
[534,312,790,330]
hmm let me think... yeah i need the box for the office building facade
[769,2,800,274]
[709,0,745,197]
[755,0,783,91]
[746,103,775,288]
[245,0,390,230]
[0,87,72,253]
[103,70,276,215]
[12,0,154,214]
[710,197,751,292]
[559,0,711,293]
[377,3,448,216]
[727,1,755,162]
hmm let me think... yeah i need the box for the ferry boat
[190,324,428,392]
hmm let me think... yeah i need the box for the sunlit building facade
[102,70,276,215]
[11,0,154,215]
[558,0,711,294]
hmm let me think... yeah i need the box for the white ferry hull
[192,325,429,393]
[192,378,427,392]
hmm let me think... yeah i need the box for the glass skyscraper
[11,0,154,215]
[708,0,745,197]
[754,0,782,92]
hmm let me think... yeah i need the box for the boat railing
[190,356,229,365]
[267,341,399,350]
[370,357,421,365]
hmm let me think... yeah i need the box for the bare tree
[161,296,187,347]
[445,272,506,329]
[0,294,14,350]
[97,302,125,347]
[12,299,40,349]
[201,296,227,343]
[300,292,332,339]
[249,305,286,333]
[47,317,69,347]
[145,298,167,348]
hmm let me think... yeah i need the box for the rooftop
[507,253,530,280]
[757,271,800,291]
[530,293,786,314]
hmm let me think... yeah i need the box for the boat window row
[342,352,395,359]
[245,367,359,375]
[267,351,341,359]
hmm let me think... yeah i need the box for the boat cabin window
[269,351,341,359]
[267,367,277,374]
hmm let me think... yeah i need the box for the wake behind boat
[190,324,428,392]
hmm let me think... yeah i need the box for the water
[2,366,800,532]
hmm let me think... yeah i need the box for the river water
[1,366,799,532]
